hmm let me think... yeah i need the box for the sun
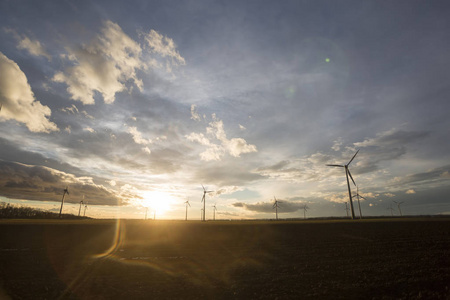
[141,190,174,215]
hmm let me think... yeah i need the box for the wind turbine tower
[302,204,309,219]
[145,207,148,220]
[352,186,366,219]
[212,203,217,221]
[327,150,359,219]
[59,187,69,218]
[83,202,88,217]
[344,202,350,217]
[78,200,84,217]
[387,205,395,216]
[184,199,190,221]
[273,197,281,220]
[201,185,213,222]
[393,201,404,216]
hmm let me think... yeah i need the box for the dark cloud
[233,200,306,214]
[0,160,124,205]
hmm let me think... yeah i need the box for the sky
[0,0,449,219]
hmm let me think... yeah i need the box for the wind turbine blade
[201,184,206,191]
[347,149,360,165]
[347,169,356,186]
[326,164,344,167]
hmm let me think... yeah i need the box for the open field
[0,218,449,299]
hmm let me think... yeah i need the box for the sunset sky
[1,0,449,219]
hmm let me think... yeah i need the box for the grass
[0,218,449,299]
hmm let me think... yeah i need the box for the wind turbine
[273,197,281,220]
[83,202,88,217]
[302,204,309,219]
[327,150,359,219]
[201,185,213,222]
[393,201,404,216]
[145,207,148,220]
[344,202,350,217]
[78,200,84,217]
[352,186,366,219]
[212,203,217,221]
[387,205,395,217]
[59,186,69,218]
[184,199,190,221]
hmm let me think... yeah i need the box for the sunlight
[140,190,174,216]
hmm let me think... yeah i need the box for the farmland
[0,218,449,299]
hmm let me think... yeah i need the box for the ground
[0,218,449,299]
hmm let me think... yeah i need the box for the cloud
[5,28,51,60]
[0,160,124,205]
[391,165,450,188]
[128,126,152,145]
[406,189,416,194]
[0,52,58,133]
[233,200,305,214]
[17,36,52,61]
[53,20,143,104]
[144,29,186,71]
[190,104,201,121]
[186,114,257,161]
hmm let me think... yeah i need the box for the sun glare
[140,190,174,216]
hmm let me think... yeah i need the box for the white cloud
[84,127,95,133]
[406,189,416,194]
[17,36,51,61]
[128,126,152,145]
[108,180,116,186]
[5,29,51,61]
[239,124,246,131]
[53,20,143,104]
[144,29,185,71]
[0,52,58,133]
[190,104,201,121]
[186,114,257,161]
[331,138,343,151]
[65,126,71,134]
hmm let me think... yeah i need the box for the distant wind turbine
[393,201,404,216]
[327,150,359,219]
[387,205,395,216]
[59,186,69,218]
[78,200,84,217]
[352,186,366,219]
[201,185,213,222]
[273,197,281,220]
[302,204,309,219]
[184,199,190,221]
[344,202,350,217]
[145,207,148,220]
[212,203,217,221]
[83,202,88,217]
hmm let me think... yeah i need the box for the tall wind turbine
[83,202,88,217]
[327,150,359,219]
[352,186,366,219]
[184,199,190,221]
[78,200,84,217]
[393,201,404,216]
[59,186,69,218]
[212,203,217,221]
[201,185,213,222]
[302,204,309,219]
[273,197,281,220]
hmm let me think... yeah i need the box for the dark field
[0,218,449,299]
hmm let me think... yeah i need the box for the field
[0,218,449,299]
